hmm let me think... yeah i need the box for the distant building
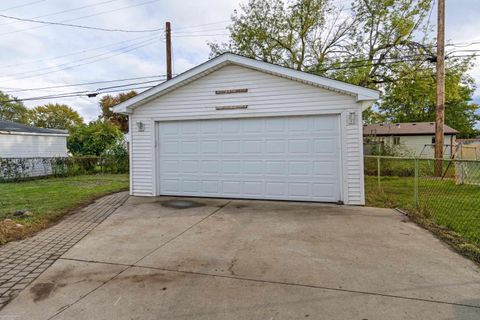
[0,119,69,179]
[0,119,68,158]
[363,122,459,158]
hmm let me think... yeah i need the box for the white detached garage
[114,53,379,205]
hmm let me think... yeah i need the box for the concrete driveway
[1,196,479,319]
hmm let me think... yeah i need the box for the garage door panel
[288,161,312,175]
[265,118,285,132]
[242,119,264,132]
[265,161,286,175]
[312,183,336,198]
[222,161,241,174]
[313,161,337,175]
[243,140,263,153]
[200,141,219,153]
[266,140,286,153]
[288,118,311,132]
[222,140,240,153]
[288,183,310,197]
[158,115,341,202]
[266,182,286,196]
[243,181,264,195]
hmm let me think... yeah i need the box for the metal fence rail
[364,155,480,247]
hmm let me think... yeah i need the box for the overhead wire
[0,0,46,12]
[0,0,162,36]
[0,0,122,28]
[0,33,158,70]
[0,13,165,33]
[1,75,168,93]
[1,35,160,78]
[8,85,157,102]
[6,55,433,102]
[1,38,160,81]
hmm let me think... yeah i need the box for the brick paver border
[0,191,129,309]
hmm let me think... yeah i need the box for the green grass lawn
[0,174,129,244]
[365,175,480,246]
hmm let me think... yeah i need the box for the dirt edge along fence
[364,155,480,262]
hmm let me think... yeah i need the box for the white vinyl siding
[130,64,365,204]
[0,134,68,158]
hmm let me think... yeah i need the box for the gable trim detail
[113,53,379,114]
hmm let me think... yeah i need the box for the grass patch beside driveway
[0,174,129,245]
[365,175,480,263]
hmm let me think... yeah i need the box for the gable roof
[363,122,459,136]
[0,119,69,136]
[113,53,380,114]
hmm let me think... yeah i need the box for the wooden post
[434,0,445,176]
[166,21,172,80]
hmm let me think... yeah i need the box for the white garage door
[157,115,341,202]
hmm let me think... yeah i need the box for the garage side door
[157,115,341,202]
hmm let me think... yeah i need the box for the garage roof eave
[112,53,379,114]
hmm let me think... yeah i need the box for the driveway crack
[134,201,232,266]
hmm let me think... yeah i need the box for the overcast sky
[0,0,479,123]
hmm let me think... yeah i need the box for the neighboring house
[363,122,459,158]
[114,53,379,205]
[0,119,69,158]
[0,119,69,179]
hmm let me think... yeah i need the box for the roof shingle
[0,119,68,135]
[363,122,459,136]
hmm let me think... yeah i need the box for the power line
[0,13,164,33]
[1,36,159,79]
[2,38,159,81]
[7,56,433,102]
[0,0,46,12]
[9,85,157,102]
[1,75,168,93]
[446,40,480,47]
[0,0,122,28]
[172,33,230,38]
[0,33,156,70]
[3,80,163,98]
[173,20,231,31]
[96,79,165,91]
[173,27,228,34]
[0,0,162,37]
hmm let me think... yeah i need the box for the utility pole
[165,21,172,80]
[434,0,445,176]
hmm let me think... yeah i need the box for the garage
[114,53,379,205]
[158,115,340,202]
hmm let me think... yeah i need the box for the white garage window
[157,115,341,202]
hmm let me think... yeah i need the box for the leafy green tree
[330,0,433,87]
[210,0,354,71]
[210,0,433,84]
[67,120,122,156]
[101,138,129,173]
[30,103,84,130]
[99,91,136,133]
[380,58,480,137]
[0,91,31,124]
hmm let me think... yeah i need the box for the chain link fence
[364,155,480,259]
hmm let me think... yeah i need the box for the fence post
[377,156,381,188]
[414,158,419,208]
